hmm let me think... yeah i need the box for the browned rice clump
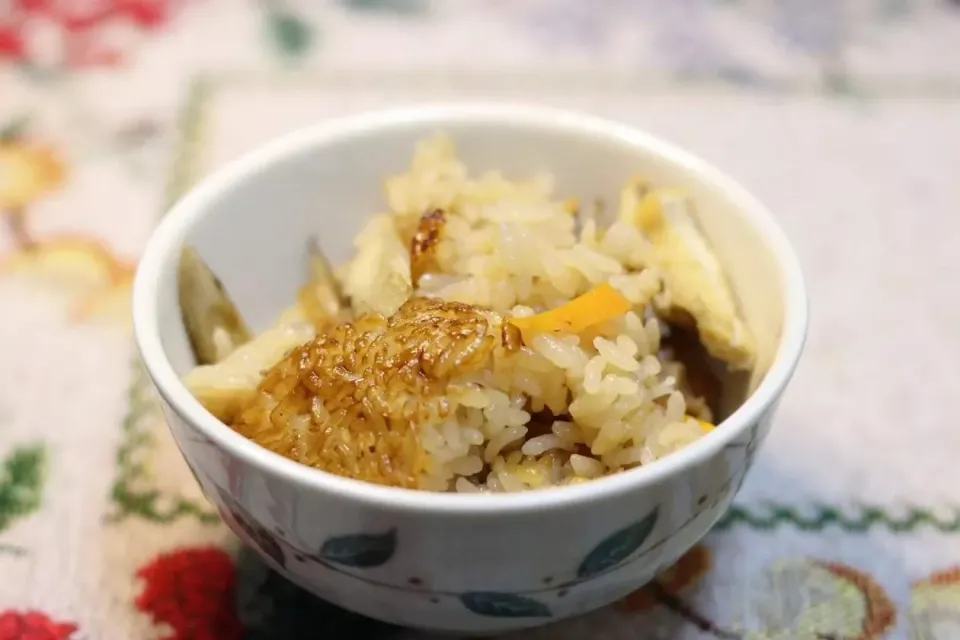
[231,297,509,488]
[409,208,446,285]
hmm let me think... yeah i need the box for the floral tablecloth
[2,1,960,638]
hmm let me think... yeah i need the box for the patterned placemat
[2,2,960,638]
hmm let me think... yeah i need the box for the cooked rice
[185,134,751,493]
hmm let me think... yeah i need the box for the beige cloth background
[1,1,959,638]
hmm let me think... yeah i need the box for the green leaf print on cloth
[339,0,430,16]
[262,5,315,59]
[0,444,45,533]
[717,504,960,533]
[109,362,219,525]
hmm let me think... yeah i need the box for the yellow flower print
[816,561,897,640]
[2,237,135,328]
[736,558,896,640]
[0,141,66,210]
[617,551,898,640]
[0,135,67,249]
[0,124,130,328]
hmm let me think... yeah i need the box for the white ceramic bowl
[132,104,807,635]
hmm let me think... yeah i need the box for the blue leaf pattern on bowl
[319,528,397,568]
[215,487,287,569]
[577,507,659,580]
[459,592,552,618]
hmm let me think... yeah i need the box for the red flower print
[117,0,171,30]
[136,546,245,640]
[15,0,52,11]
[0,610,78,640]
[0,27,27,63]
[0,0,183,69]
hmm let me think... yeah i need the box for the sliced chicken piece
[183,306,315,422]
[619,180,755,370]
[341,215,413,318]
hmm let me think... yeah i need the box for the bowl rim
[132,102,808,516]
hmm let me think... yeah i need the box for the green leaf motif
[0,444,46,532]
[319,528,397,568]
[577,507,659,580]
[0,544,26,556]
[339,0,429,15]
[108,362,219,526]
[459,592,552,619]
[265,9,314,59]
[0,115,29,143]
[878,0,912,20]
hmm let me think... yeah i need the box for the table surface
[2,1,960,638]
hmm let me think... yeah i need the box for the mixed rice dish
[182,135,755,493]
